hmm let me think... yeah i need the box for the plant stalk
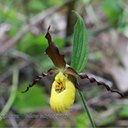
[78,91,96,128]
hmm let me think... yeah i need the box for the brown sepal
[45,26,66,68]
[65,67,82,90]
[68,75,83,91]
[65,66,78,77]
[47,68,59,75]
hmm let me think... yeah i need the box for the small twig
[0,67,19,120]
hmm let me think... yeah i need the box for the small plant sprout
[22,26,123,114]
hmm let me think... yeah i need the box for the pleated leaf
[71,11,88,73]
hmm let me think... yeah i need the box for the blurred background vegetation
[0,0,128,127]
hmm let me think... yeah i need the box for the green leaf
[13,82,47,114]
[71,11,88,73]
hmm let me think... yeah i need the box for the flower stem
[78,91,96,128]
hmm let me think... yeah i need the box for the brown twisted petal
[79,73,124,97]
[65,66,124,97]
[22,72,47,93]
[45,26,66,68]
[22,68,57,93]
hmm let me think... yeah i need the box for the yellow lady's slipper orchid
[22,26,123,114]
[50,72,76,113]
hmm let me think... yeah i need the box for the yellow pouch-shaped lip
[50,72,76,113]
